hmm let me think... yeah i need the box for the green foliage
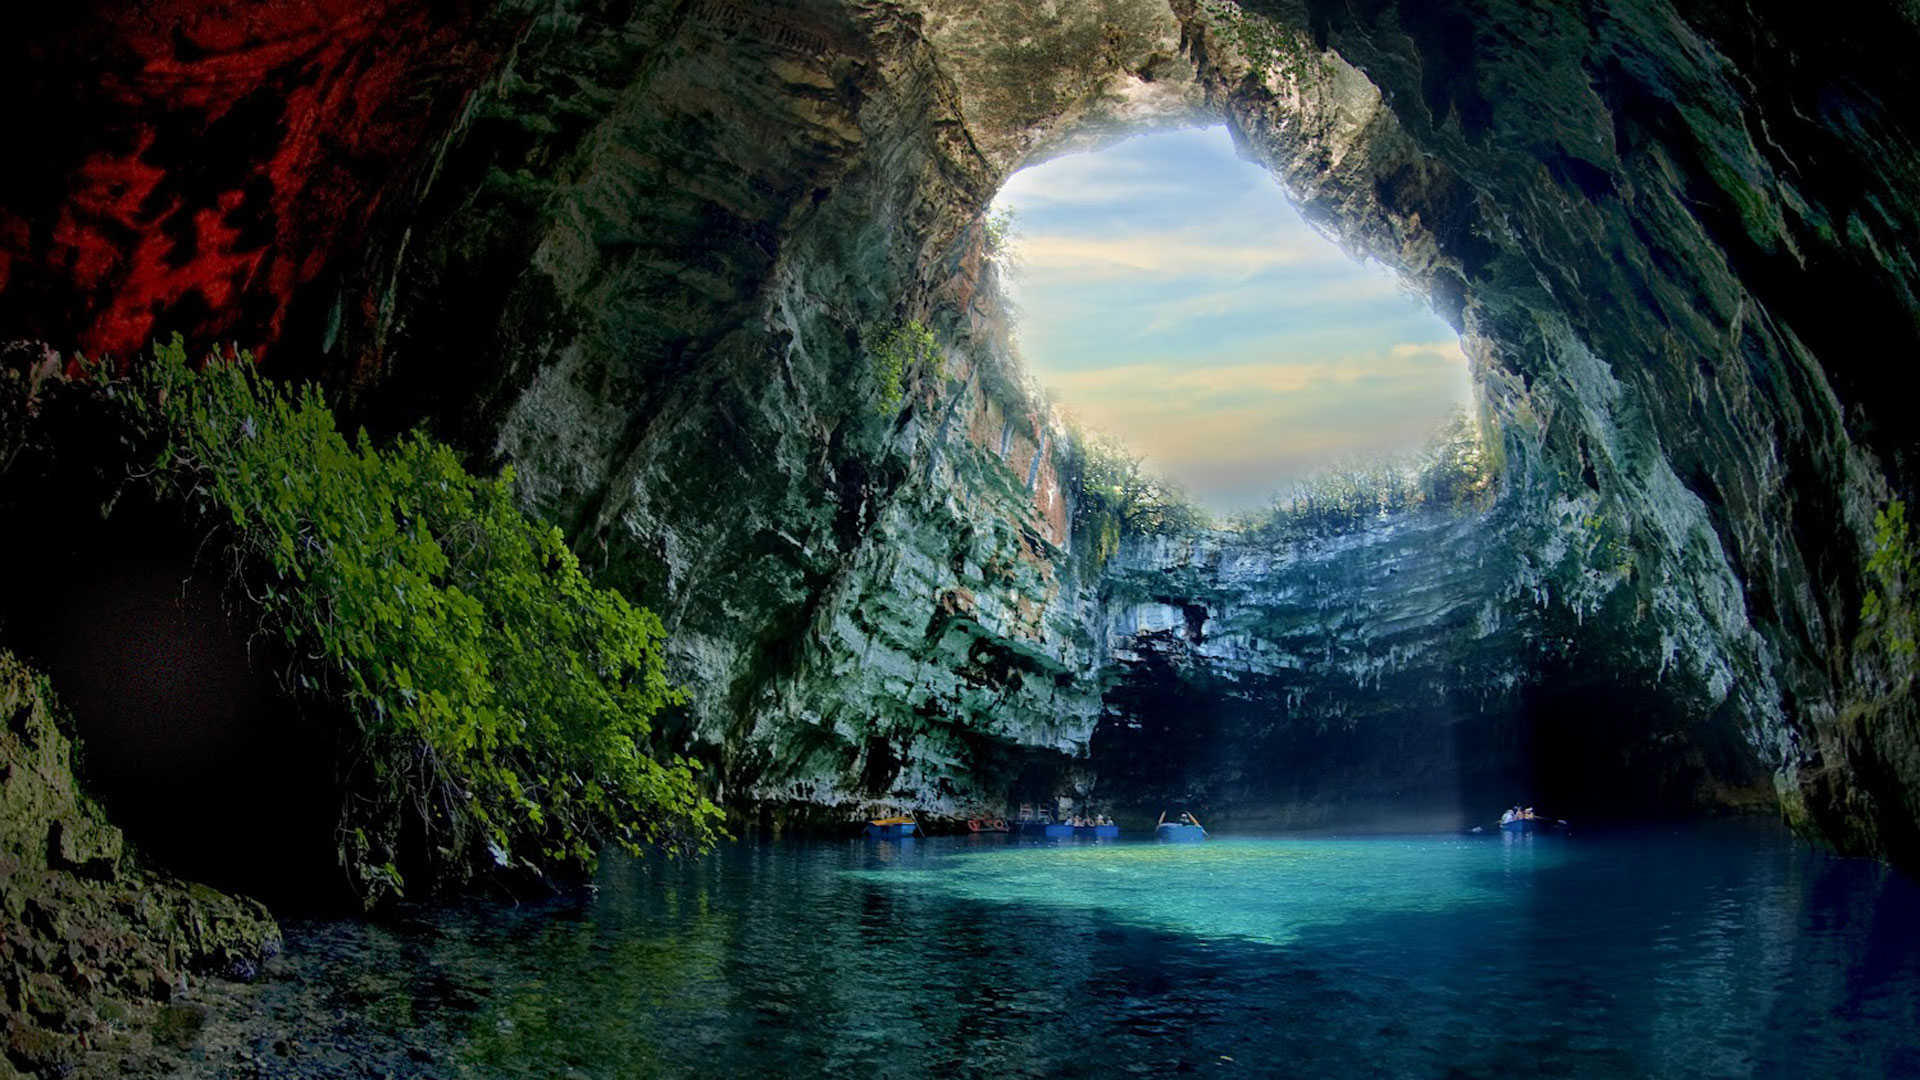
[1862,499,1918,660]
[1066,426,1210,568]
[869,320,942,414]
[986,206,1019,257]
[118,336,722,905]
[1234,407,1497,541]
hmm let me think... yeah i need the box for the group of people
[1067,813,1114,827]
[1498,806,1541,824]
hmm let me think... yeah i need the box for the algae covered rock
[0,649,280,1076]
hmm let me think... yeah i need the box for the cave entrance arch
[13,0,1898,857]
[954,17,1776,829]
[989,123,1471,516]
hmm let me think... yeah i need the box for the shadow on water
[199,821,1920,1080]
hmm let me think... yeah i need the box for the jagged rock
[0,650,280,1076]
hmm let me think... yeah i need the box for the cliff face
[356,0,1193,819]
[4,1,1920,866]
[1091,505,1773,828]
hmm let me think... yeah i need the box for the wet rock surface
[0,649,280,1078]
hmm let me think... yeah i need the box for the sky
[991,125,1470,515]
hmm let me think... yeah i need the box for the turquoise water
[211,822,1920,1078]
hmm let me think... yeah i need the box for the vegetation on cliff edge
[112,337,722,906]
[1862,498,1918,665]
[868,320,943,414]
[1066,426,1210,568]
[1233,407,1496,541]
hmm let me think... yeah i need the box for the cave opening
[990,124,1471,517]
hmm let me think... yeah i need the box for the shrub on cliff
[1066,428,1210,567]
[1862,499,1918,665]
[112,337,721,906]
[868,320,942,414]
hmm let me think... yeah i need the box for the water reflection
[226,822,1920,1079]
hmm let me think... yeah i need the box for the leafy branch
[113,336,723,906]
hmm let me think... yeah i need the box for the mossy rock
[0,649,280,1076]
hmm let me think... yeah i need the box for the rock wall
[1090,504,1774,828]
[4,0,1920,866]
[355,0,1198,819]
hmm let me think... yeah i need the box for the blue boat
[1009,816,1075,838]
[1156,823,1207,842]
[865,817,918,839]
[1075,824,1120,838]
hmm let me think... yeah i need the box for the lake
[175,820,1920,1078]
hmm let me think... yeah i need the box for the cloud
[1014,232,1340,281]
[1046,349,1468,413]
[997,129,1252,209]
[1125,276,1409,336]
[1390,340,1468,362]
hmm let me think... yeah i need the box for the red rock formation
[0,0,510,366]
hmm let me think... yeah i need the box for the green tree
[117,337,722,906]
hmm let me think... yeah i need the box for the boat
[1074,823,1120,838]
[1010,818,1074,838]
[1156,822,1206,842]
[865,816,918,839]
[1500,816,1560,833]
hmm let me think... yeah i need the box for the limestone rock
[0,650,280,1076]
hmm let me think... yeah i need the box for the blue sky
[991,126,1469,514]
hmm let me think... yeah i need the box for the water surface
[190,821,1920,1078]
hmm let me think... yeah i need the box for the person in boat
[1521,807,1536,820]
[1499,807,1516,825]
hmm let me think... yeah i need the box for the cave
[5,0,1920,1074]
[1,0,1912,873]
[3,0,1920,883]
